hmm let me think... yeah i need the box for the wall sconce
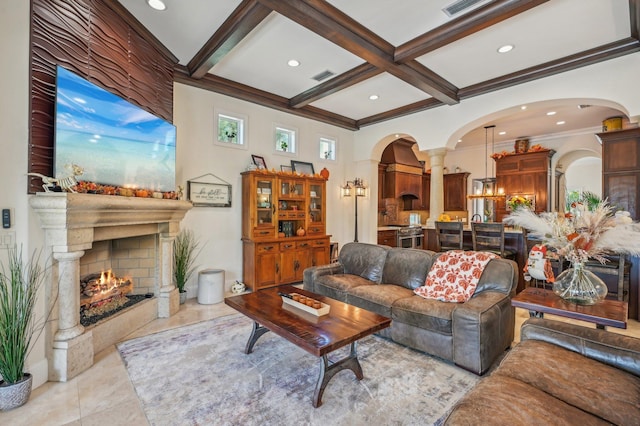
[342,178,367,242]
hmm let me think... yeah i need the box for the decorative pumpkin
[320,167,330,180]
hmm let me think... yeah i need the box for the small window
[319,136,336,161]
[215,111,247,149]
[274,125,297,155]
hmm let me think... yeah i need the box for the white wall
[0,0,49,388]
[173,83,356,297]
[565,157,602,196]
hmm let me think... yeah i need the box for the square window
[215,111,247,149]
[274,125,297,155]
[319,136,336,161]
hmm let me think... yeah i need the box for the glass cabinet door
[280,179,305,199]
[309,182,323,224]
[256,178,274,226]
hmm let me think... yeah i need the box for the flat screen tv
[54,65,176,192]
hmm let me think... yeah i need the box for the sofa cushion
[381,248,435,290]
[495,339,640,425]
[338,242,389,283]
[444,374,610,426]
[348,284,414,317]
[315,273,374,302]
[391,296,455,335]
[415,250,498,303]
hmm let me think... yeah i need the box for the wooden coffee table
[512,287,628,329]
[224,285,391,407]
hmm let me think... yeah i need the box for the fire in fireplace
[80,270,134,322]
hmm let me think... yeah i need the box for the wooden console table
[512,287,628,329]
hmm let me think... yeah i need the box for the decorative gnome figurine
[524,244,555,283]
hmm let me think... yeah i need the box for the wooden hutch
[494,149,555,222]
[241,170,330,291]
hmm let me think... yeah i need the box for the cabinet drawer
[279,242,296,251]
[253,228,275,239]
[309,239,328,248]
[307,224,325,235]
[257,243,278,254]
[278,211,307,220]
[296,241,312,250]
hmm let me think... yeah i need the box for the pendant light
[468,125,506,200]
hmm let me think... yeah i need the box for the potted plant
[173,230,201,304]
[0,246,47,411]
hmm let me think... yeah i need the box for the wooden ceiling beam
[257,0,459,105]
[395,0,549,63]
[187,0,272,79]
[458,38,640,100]
[357,98,444,127]
[289,63,382,108]
[174,66,358,130]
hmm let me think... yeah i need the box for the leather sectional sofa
[303,242,518,374]
[444,318,640,424]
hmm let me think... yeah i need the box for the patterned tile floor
[3,297,639,425]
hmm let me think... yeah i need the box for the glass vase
[552,261,608,305]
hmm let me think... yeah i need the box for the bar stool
[471,222,516,260]
[435,221,465,252]
[585,255,630,302]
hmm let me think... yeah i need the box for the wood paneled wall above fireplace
[29,0,178,193]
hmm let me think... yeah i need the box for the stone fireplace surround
[30,193,192,381]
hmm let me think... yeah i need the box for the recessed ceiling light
[287,59,300,67]
[395,134,400,138]
[497,44,514,54]
[546,111,556,116]
[556,121,566,125]
[520,105,527,110]
[499,131,506,135]
[369,95,379,100]
[146,0,166,11]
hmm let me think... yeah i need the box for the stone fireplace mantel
[30,193,192,381]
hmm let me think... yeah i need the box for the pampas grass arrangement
[504,201,640,264]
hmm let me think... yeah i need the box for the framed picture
[291,160,315,175]
[187,181,232,207]
[252,155,267,170]
[280,165,292,172]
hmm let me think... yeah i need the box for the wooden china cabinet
[241,170,330,291]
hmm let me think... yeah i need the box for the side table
[511,287,628,330]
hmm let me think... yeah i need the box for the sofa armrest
[521,318,640,377]
[451,291,515,374]
[303,263,344,292]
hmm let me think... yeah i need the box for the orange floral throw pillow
[414,250,499,303]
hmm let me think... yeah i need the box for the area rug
[117,314,479,425]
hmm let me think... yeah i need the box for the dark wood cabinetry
[598,128,640,220]
[412,173,431,210]
[377,230,397,247]
[443,172,470,211]
[494,150,554,221]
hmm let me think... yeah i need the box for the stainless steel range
[395,225,424,249]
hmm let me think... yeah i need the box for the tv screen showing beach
[54,66,176,191]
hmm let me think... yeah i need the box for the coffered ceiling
[117,0,639,144]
